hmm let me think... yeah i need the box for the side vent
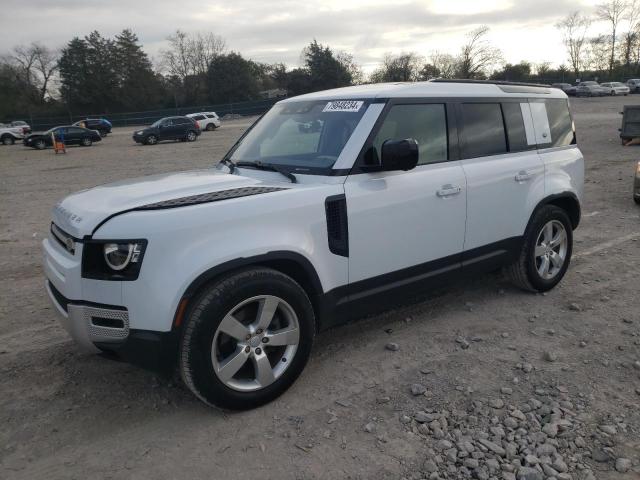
[325,194,349,257]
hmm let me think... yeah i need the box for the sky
[0,0,606,74]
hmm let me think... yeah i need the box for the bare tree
[427,51,458,79]
[587,35,611,76]
[556,12,592,78]
[369,52,424,82]
[621,0,640,66]
[190,32,226,76]
[456,26,503,79]
[596,0,628,76]
[8,42,58,102]
[161,30,192,80]
[535,61,552,79]
[336,51,364,85]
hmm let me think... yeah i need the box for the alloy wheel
[211,295,300,392]
[534,220,568,280]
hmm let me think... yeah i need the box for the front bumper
[46,280,129,353]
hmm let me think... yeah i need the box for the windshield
[228,100,372,171]
[151,119,164,128]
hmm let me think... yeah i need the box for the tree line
[2,1,640,121]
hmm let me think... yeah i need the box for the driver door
[344,102,467,293]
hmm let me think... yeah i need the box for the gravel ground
[0,98,639,480]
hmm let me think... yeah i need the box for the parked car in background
[132,116,201,145]
[0,124,26,145]
[634,161,640,205]
[576,81,607,97]
[600,82,630,96]
[23,126,102,150]
[73,118,112,136]
[551,83,576,96]
[7,120,31,134]
[626,79,640,92]
[186,112,221,131]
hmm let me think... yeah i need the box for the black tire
[1,135,14,146]
[145,135,158,145]
[81,137,92,147]
[634,195,640,205]
[186,130,197,142]
[205,123,215,131]
[179,268,315,410]
[34,139,46,150]
[505,205,573,292]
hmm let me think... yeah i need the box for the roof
[280,80,565,103]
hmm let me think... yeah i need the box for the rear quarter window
[501,103,531,152]
[192,115,206,121]
[545,99,574,147]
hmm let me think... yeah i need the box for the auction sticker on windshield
[323,100,364,113]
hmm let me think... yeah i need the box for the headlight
[82,240,147,280]
[136,131,144,135]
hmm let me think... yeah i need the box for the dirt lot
[1,98,639,480]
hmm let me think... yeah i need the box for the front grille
[51,223,76,254]
[84,307,129,341]
[48,281,69,312]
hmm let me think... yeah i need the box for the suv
[551,83,576,96]
[600,82,630,96]
[576,81,606,97]
[43,81,584,409]
[133,116,201,145]
[73,118,112,136]
[186,112,221,131]
[0,124,25,145]
[627,79,640,93]
[7,120,31,134]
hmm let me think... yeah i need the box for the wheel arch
[174,251,325,331]
[528,192,581,231]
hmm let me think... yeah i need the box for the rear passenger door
[458,100,544,266]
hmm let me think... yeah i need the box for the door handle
[436,184,462,198]
[515,171,534,182]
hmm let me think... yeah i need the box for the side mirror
[381,138,419,172]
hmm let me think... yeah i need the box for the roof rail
[429,79,551,88]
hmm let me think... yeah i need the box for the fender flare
[526,192,581,233]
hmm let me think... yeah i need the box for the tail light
[23,127,27,134]
[195,121,200,130]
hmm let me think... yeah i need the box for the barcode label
[323,100,364,113]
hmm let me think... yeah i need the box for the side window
[545,99,574,147]
[460,103,507,159]
[161,119,172,127]
[206,114,215,118]
[501,103,530,152]
[370,104,448,166]
[193,115,206,121]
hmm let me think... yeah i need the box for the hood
[51,169,274,237]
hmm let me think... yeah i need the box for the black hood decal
[136,186,288,210]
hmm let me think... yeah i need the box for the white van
[43,80,584,409]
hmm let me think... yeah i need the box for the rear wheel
[34,139,46,150]
[145,135,158,145]
[1,135,14,146]
[186,130,197,142]
[179,268,315,409]
[505,205,573,292]
[205,123,215,131]
[81,137,92,147]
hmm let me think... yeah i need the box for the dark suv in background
[73,118,112,136]
[132,116,201,145]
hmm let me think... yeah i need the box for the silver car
[600,82,630,96]
[576,81,607,97]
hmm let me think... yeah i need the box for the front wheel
[145,135,158,145]
[505,205,573,292]
[179,268,315,409]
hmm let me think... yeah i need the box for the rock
[376,396,391,404]
[615,458,631,473]
[385,342,399,351]
[522,363,533,373]
[437,440,453,451]
[364,422,376,433]
[399,414,412,424]
[510,409,526,421]
[456,336,470,349]
[568,303,582,311]
[478,438,506,457]
[445,448,458,462]
[502,473,516,480]
[516,466,543,480]
[579,341,587,348]
[552,457,568,473]
[543,351,558,362]
[599,424,617,435]
[542,423,558,438]
[590,448,610,463]
[410,383,427,396]
[464,458,479,469]
[501,387,513,395]
[423,460,438,473]
[415,411,436,423]
[489,398,505,409]
[633,360,640,370]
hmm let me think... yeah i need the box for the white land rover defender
[43,81,584,409]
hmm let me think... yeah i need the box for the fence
[14,97,283,131]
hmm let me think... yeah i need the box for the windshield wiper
[219,158,236,174]
[236,161,297,184]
